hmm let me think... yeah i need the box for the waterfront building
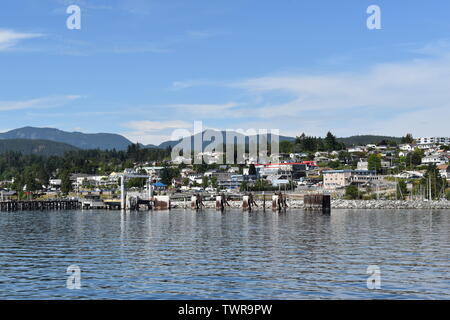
[322,170,379,189]
[0,190,16,201]
[255,162,315,181]
[49,179,62,187]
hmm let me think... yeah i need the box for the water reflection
[0,209,449,299]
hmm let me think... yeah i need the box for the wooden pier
[0,200,80,212]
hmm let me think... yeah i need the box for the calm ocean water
[0,208,448,299]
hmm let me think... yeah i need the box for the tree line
[0,144,171,193]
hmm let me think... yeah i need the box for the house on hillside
[437,164,450,179]
[422,155,449,165]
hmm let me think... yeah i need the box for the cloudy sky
[1,0,450,144]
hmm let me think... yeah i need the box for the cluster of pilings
[303,194,331,213]
[0,200,81,212]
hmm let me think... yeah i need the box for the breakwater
[331,199,450,209]
[2,198,450,212]
[170,199,450,210]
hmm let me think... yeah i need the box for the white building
[421,155,449,165]
[141,166,164,176]
[357,161,368,170]
[348,146,365,153]
[399,144,413,152]
[323,170,379,190]
[171,156,192,165]
[438,164,450,179]
[416,137,450,146]
[49,179,62,187]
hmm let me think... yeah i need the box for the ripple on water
[0,209,449,299]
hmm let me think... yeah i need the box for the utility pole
[395,176,398,200]
[120,175,126,210]
[429,175,432,201]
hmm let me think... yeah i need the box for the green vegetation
[0,139,79,156]
[344,185,361,200]
[0,144,171,193]
[337,135,403,146]
[446,189,450,200]
[279,132,346,153]
[368,153,382,172]
[396,180,408,200]
[160,165,180,185]
[60,169,73,195]
[401,133,414,144]
[0,127,133,150]
[420,165,447,200]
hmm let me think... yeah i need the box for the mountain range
[0,126,403,156]
[0,127,132,151]
[158,131,296,151]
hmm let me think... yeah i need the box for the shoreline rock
[169,199,450,210]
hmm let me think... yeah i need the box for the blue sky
[1,0,450,144]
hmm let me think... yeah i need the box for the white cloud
[412,39,450,57]
[0,29,43,51]
[125,120,191,131]
[123,120,193,145]
[123,133,174,146]
[230,53,450,128]
[168,102,243,118]
[0,95,81,112]
[172,80,204,89]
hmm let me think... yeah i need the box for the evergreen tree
[396,180,408,200]
[401,133,414,144]
[324,132,338,151]
[345,185,360,199]
[60,170,73,194]
[421,164,447,200]
[368,154,382,173]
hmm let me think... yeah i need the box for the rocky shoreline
[331,199,450,209]
[170,199,450,210]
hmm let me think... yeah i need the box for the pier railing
[0,200,80,211]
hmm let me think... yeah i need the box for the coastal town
[1,132,449,209]
[2,1,450,302]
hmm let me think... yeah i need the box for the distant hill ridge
[0,127,133,151]
[0,139,79,156]
[0,127,403,151]
[157,130,296,151]
[336,135,403,146]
